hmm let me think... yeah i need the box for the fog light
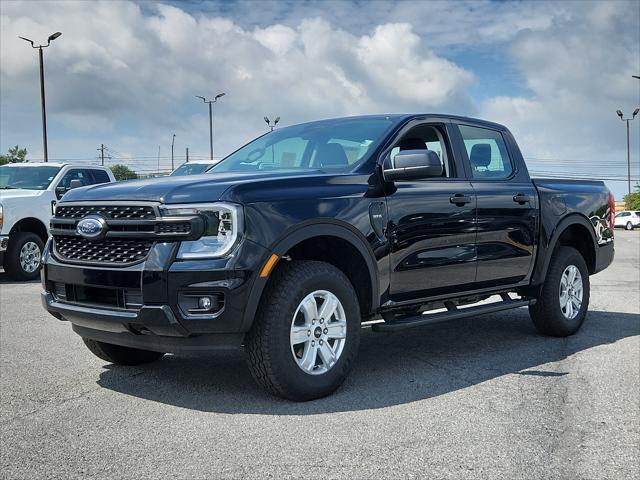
[198,296,212,310]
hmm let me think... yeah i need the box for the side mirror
[383,150,443,181]
[55,186,67,200]
[69,179,83,189]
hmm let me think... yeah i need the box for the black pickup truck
[41,114,614,400]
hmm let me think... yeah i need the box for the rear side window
[90,169,110,184]
[459,125,513,179]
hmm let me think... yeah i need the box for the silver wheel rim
[290,290,347,375]
[626,222,633,230]
[19,241,41,273]
[559,265,583,320]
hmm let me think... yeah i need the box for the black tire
[82,338,165,365]
[3,232,44,281]
[625,222,633,231]
[529,246,590,337]
[245,260,361,401]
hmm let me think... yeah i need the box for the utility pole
[171,134,176,170]
[98,144,105,166]
[616,108,640,195]
[19,32,62,162]
[157,145,161,176]
[196,93,226,160]
[186,147,189,163]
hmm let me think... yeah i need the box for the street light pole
[264,116,280,131]
[171,134,176,170]
[196,93,226,160]
[19,32,62,162]
[616,109,639,195]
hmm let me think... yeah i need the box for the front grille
[54,236,153,265]
[51,202,203,267]
[55,204,156,220]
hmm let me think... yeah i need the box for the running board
[371,296,535,332]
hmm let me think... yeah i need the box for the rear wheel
[626,221,633,230]
[3,232,44,281]
[245,260,361,401]
[82,338,165,365]
[529,246,590,337]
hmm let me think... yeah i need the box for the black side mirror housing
[383,150,443,181]
[55,186,67,200]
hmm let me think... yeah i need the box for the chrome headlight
[160,202,243,259]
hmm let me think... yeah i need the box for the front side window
[211,118,396,173]
[0,165,61,190]
[459,124,513,179]
[388,124,454,178]
[58,169,91,189]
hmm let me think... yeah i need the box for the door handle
[449,193,472,206]
[513,193,531,204]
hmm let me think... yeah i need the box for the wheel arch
[535,214,598,284]
[9,217,48,243]
[241,220,380,332]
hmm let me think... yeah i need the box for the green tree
[623,184,640,211]
[110,164,138,181]
[0,145,28,165]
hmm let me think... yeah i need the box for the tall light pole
[19,32,62,162]
[616,108,639,195]
[264,116,280,131]
[171,134,176,170]
[196,93,225,160]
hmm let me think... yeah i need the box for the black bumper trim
[72,324,243,354]
[42,291,188,337]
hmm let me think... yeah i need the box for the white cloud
[0,0,638,198]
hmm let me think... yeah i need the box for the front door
[385,123,477,303]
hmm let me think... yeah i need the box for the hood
[60,170,327,204]
[0,189,46,201]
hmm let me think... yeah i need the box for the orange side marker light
[259,254,279,278]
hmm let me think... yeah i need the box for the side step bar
[371,295,535,332]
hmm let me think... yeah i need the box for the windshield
[170,163,214,176]
[211,117,395,173]
[0,165,61,190]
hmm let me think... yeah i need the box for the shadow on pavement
[0,271,40,285]
[96,309,639,413]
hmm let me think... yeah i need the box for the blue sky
[1,0,639,198]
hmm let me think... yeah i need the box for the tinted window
[459,125,513,179]
[58,169,92,189]
[90,169,110,184]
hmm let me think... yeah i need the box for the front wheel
[245,260,361,401]
[3,232,44,281]
[529,246,590,337]
[626,222,634,230]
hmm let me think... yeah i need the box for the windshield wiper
[0,186,18,189]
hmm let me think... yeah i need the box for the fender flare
[240,220,380,332]
[532,213,598,285]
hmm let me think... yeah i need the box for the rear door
[456,123,538,287]
[385,121,478,302]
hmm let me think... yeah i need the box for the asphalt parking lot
[1,232,638,479]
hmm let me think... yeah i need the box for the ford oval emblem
[76,216,107,240]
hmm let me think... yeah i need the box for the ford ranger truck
[0,163,115,281]
[41,115,614,401]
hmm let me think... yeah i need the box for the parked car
[614,210,640,230]
[41,115,614,400]
[170,161,218,176]
[0,163,115,280]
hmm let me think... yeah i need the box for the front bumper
[0,235,8,252]
[41,238,270,352]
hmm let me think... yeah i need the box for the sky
[1,0,639,199]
